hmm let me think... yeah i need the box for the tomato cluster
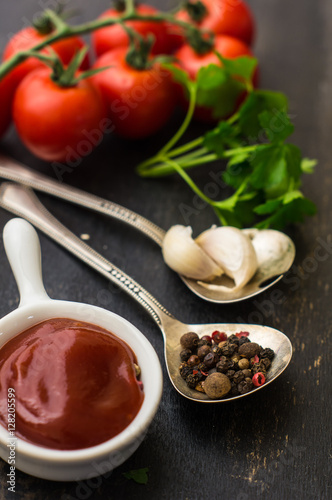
[0,0,256,162]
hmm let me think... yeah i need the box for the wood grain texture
[0,1,331,499]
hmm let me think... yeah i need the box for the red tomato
[3,27,90,91]
[0,72,16,138]
[176,35,254,79]
[13,68,107,162]
[175,35,256,121]
[91,48,176,139]
[167,0,255,52]
[92,5,172,57]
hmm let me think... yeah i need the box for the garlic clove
[242,228,295,272]
[162,225,224,281]
[196,226,258,289]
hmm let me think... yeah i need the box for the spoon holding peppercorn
[0,184,293,402]
[0,155,295,304]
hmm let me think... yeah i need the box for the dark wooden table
[0,1,330,499]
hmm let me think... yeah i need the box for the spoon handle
[0,154,165,247]
[0,183,174,330]
[3,218,49,307]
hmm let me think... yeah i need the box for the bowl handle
[3,218,49,307]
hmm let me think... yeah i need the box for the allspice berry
[203,372,231,399]
[197,344,211,360]
[238,342,261,358]
[187,355,200,367]
[180,332,199,350]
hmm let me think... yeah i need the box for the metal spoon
[0,154,295,303]
[0,183,293,403]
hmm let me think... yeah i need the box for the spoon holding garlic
[162,224,295,302]
[0,155,296,303]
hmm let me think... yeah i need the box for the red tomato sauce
[0,319,144,450]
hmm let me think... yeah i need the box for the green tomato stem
[125,0,136,16]
[0,7,203,81]
[45,8,70,33]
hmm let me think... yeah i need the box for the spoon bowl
[161,317,292,402]
[0,218,163,481]
[0,185,293,404]
[0,155,295,302]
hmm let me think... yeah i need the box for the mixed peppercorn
[179,330,275,399]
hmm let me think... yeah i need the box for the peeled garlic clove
[196,226,258,289]
[162,225,224,281]
[243,228,295,272]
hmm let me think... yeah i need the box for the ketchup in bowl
[0,318,144,450]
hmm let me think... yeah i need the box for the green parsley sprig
[137,57,317,229]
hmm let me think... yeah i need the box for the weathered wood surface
[0,1,330,499]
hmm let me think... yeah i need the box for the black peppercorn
[221,343,237,357]
[186,373,199,389]
[261,358,272,370]
[260,347,275,360]
[225,369,236,379]
[198,361,208,372]
[204,352,219,369]
[216,356,233,373]
[212,344,223,356]
[228,334,240,346]
[195,370,205,382]
[238,337,250,346]
[252,363,267,375]
[233,370,245,384]
[180,349,192,362]
[238,379,253,394]
[179,363,192,380]
[180,332,199,350]
[230,382,240,396]
[242,369,252,378]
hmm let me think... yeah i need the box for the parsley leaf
[238,90,289,137]
[222,160,252,190]
[215,53,258,82]
[258,109,294,143]
[214,192,261,228]
[301,158,317,173]
[203,121,235,156]
[255,191,317,229]
[138,61,317,230]
[196,64,246,119]
[250,144,290,198]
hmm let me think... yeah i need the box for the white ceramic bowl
[0,218,163,481]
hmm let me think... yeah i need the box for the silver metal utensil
[0,154,295,303]
[0,182,293,403]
